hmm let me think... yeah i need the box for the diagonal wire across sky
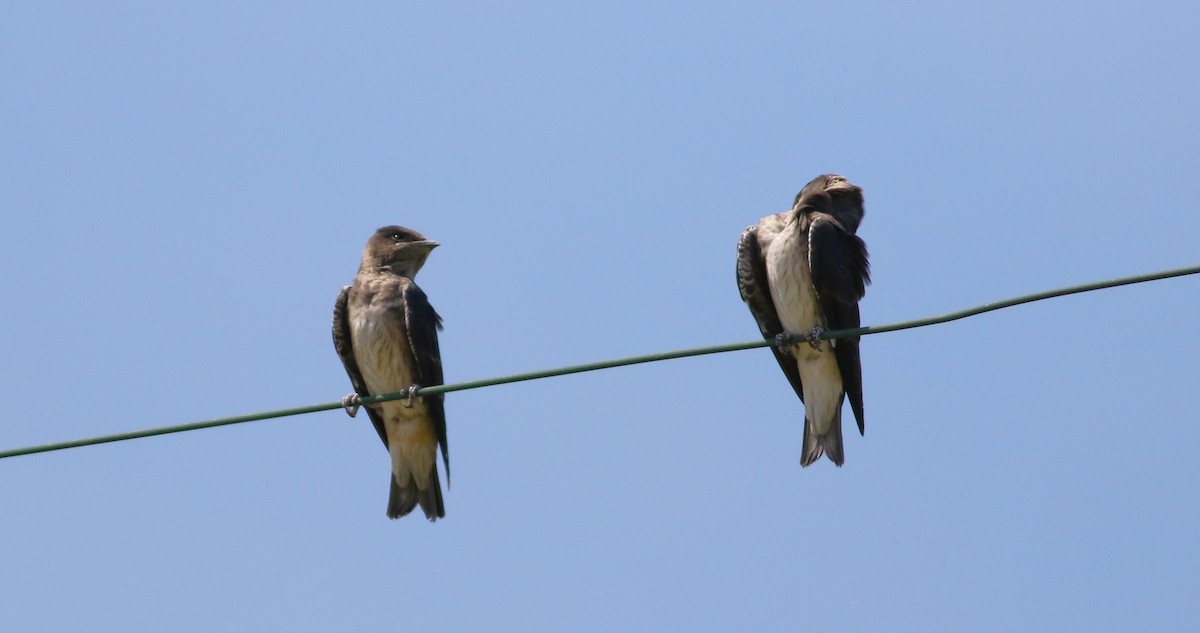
[2,263,1197,461]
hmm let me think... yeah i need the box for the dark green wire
[2,264,1197,460]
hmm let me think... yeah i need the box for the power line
[2,263,1197,461]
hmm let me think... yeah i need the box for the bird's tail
[800,409,845,467]
[386,467,445,521]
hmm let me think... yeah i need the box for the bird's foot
[805,326,825,350]
[341,393,361,418]
[404,384,421,408]
[774,332,795,356]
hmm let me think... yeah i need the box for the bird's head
[792,173,865,233]
[361,225,439,278]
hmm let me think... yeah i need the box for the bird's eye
[391,233,405,241]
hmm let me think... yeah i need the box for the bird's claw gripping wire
[341,393,361,418]
[774,332,795,356]
[404,384,421,408]
[774,328,826,353]
[805,327,825,350]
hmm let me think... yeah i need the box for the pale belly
[765,227,822,337]
[765,225,843,432]
[350,298,436,486]
[350,303,416,398]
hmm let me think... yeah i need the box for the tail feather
[386,466,445,522]
[800,409,845,467]
[386,476,417,519]
[416,466,445,521]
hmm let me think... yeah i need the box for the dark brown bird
[736,174,870,466]
[333,226,448,520]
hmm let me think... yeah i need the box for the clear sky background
[2,2,1198,631]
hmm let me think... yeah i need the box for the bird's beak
[826,181,857,194]
[411,240,439,251]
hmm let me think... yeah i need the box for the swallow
[333,225,448,520]
[736,174,870,466]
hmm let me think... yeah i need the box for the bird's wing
[333,285,390,447]
[402,283,449,481]
[737,217,806,402]
[828,188,865,235]
[808,216,871,434]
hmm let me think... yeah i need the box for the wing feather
[737,218,806,402]
[332,285,391,447]
[402,284,449,482]
[808,217,870,434]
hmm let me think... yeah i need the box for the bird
[736,174,871,466]
[332,225,449,520]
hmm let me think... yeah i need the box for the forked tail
[800,409,845,467]
[386,466,445,521]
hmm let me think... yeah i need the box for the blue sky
[2,2,1198,631]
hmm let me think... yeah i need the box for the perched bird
[736,174,871,466]
[333,226,448,520]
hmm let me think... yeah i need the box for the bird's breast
[765,223,823,340]
[349,295,416,399]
